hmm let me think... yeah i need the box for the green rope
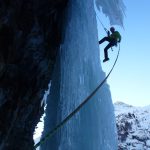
[34,45,120,149]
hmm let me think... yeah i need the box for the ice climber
[99,27,121,62]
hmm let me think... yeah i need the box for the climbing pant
[99,37,117,59]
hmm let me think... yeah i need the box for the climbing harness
[34,44,121,149]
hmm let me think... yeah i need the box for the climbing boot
[103,58,109,63]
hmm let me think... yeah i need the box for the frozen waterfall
[40,0,125,150]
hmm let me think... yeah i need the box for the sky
[97,0,150,106]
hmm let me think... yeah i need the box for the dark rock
[0,0,68,149]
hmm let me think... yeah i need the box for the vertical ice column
[41,0,117,150]
[96,0,126,26]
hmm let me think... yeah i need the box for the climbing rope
[96,13,114,51]
[96,13,108,33]
[34,44,121,149]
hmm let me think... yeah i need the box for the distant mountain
[114,102,150,150]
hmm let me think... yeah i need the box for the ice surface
[40,0,125,149]
[95,0,126,26]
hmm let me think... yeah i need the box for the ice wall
[40,0,124,149]
[96,0,125,26]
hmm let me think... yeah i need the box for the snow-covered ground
[114,102,150,150]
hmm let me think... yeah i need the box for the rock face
[114,102,150,150]
[0,0,68,150]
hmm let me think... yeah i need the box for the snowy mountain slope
[114,102,150,150]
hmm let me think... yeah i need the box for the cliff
[0,0,68,149]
